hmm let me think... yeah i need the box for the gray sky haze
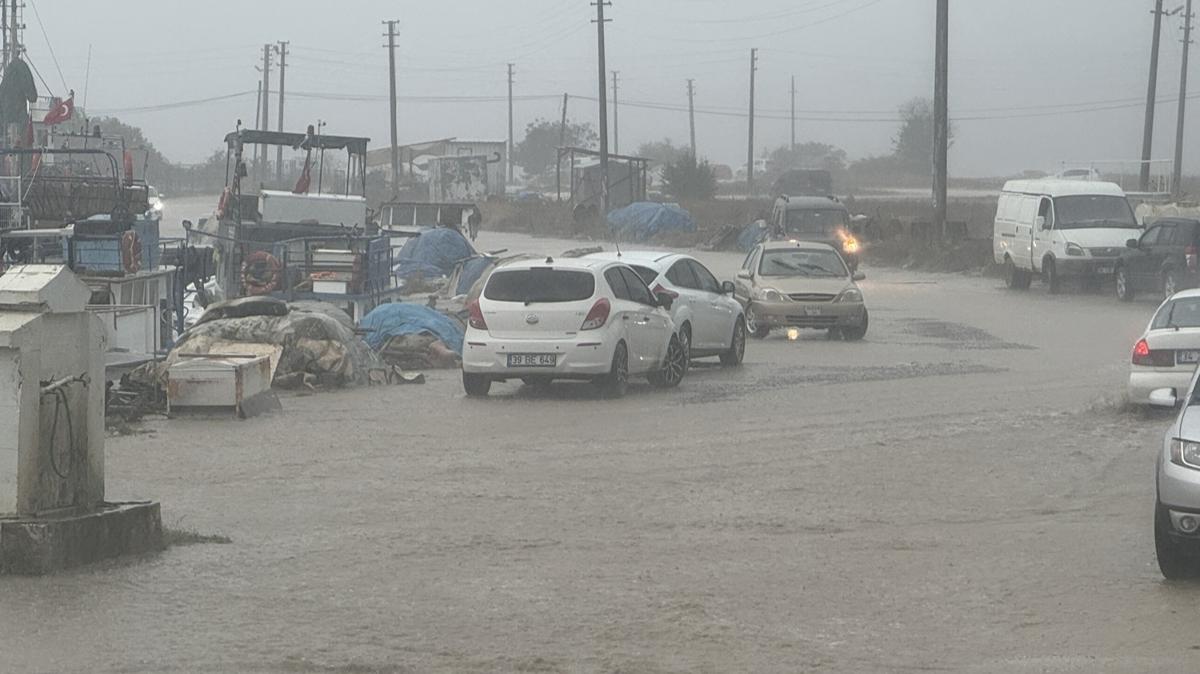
[27,0,1182,177]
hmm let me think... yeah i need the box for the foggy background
[29,0,1176,177]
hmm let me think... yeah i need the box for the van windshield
[484,268,595,303]
[1054,195,1137,229]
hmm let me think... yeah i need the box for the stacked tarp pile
[393,228,474,282]
[606,202,696,242]
[738,220,771,252]
[166,297,378,388]
[359,302,465,370]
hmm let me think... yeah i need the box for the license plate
[507,353,556,367]
[1179,350,1200,364]
[804,308,822,316]
[1095,265,1114,275]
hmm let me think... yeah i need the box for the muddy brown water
[3,230,1196,673]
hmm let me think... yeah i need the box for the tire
[594,342,629,398]
[745,306,771,339]
[648,334,687,388]
[1044,258,1061,294]
[720,318,747,367]
[463,372,491,397]
[1164,269,1181,300]
[842,310,869,341]
[678,323,692,363]
[1115,265,1135,302]
[1156,502,1200,580]
[1004,258,1031,290]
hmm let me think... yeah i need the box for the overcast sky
[25,0,1189,177]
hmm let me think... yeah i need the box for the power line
[27,0,65,91]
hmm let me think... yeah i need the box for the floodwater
[2,229,1197,673]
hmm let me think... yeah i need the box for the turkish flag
[42,94,74,126]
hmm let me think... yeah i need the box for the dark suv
[769,195,860,271]
[1115,217,1200,301]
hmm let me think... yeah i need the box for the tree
[662,152,717,201]
[891,97,953,174]
[513,118,597,177]
[636,138,687,167]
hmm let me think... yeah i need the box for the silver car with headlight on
[1148,372,1200,578]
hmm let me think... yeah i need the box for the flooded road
[2,229,1195,673]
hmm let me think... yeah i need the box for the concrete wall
[0,353,19,516]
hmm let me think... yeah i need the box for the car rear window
[484,268,595,303]
[1152,297,1200,329]
[629,265,658,285]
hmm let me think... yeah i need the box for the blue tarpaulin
[606,202,696,242]
[456,256,495,296]
[737,221,770,252]
[394,227,474,280]
[359,303,465,354]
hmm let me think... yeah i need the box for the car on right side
[1115,217,1200,302]
[1128,290,1200,405]
[1147,364,1200,578]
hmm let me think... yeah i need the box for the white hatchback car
[583,251,746,366]
[461,257,688,397]
[1128,289,1200,405]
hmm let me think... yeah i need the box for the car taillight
[1187,244,1198,272]
[467,299,487,330]
[581,297,610,330]
[1133,338,1154,366]
[651,283,679,299]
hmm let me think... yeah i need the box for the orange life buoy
[120,230,142,274]
[241,250,282,295]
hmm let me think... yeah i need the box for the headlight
[1171,438,1200,470]
[1065,242,1085,257]
[842,238,860,254]
[835,287,863,303]
[756,287,785,302]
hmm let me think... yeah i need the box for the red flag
[42,94,74,126]
[293,151,312,194]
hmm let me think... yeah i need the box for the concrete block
[0,501,163,575]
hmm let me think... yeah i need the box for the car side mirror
[852,272,866,282]
[654,292,674,311]
[736,270,752,280]
[721,280,736,294]
[1035,215,1049,230]
[1126,238,1139,249]
[1148,388,1179,408]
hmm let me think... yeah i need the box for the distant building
[367,138,507,197]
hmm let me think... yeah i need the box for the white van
[993,179,1140,293]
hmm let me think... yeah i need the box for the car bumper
[1055,257,1119,276]
[750,300,866,329]
[1160,454,1200,519]
[462,338,615,378]
[1128,368,1194,404]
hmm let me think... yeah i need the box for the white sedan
[461,257,688,397]
[1129,289,1200,405]
[584,251,746,366]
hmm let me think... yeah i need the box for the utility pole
[259,44,272,180]
[1143,0,1170,192]
[1175,0,1194,197]
[383,19,401,190]
[507,63,515,186]
[2,1,8,69]
[790,75,797,152]
[747,47,757,197]
[687,79,696,157]
[559,93,569,147]
[611,70,620,154]
[593,0,611,215]
[933,0,949,238]
[275,41,288,183]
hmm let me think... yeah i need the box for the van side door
[1031,197,1055,273]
